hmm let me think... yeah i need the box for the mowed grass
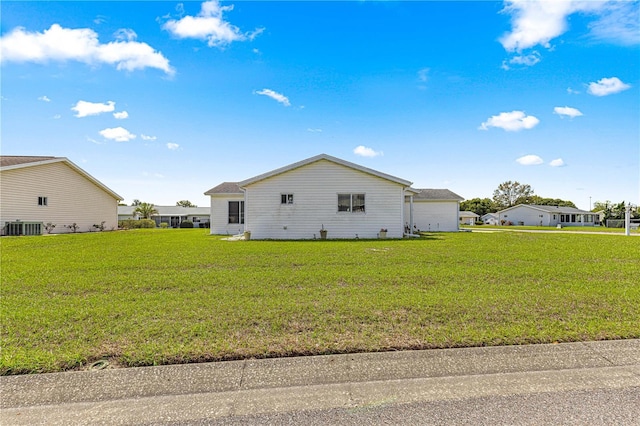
[1,229,638,375]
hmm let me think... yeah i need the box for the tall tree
[516,195,576,208]
[131,199,142,206]
[460,198,497,217]
[492,181,534,209]
[176,200,196,207]
[133,202,158,219]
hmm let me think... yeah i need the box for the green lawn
[461,224,639,233]
[1,229,639,375]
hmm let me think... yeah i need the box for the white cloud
[113,111,129,119]
[500,1,638,53]
[588,1,640,46]
[567,87,580,95]
[72,100,115,117]
[53,114,61,119]
[554,106,583,118]
[141,134,157,141]
[549,158,565,167]
[166,142,180,150]
[163,0,263,47]
[38,95,51,102]
[0,24,174,75]
[587,77,631,96]
[516,154,544,166]
[354,145,383,158]
[99,126,136,142]
[307,128,322,133]
[479,110,539,131]
[417,67,430,82]
[255,89,290,106]
[505,51,541,69]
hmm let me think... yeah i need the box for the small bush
[44,222,56,234]
[160,223,169,229]
[180,220,194,228]
[138,219,156,229]
[118,219,156,229]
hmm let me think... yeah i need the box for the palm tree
[133,202,158,219]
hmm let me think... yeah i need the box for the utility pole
[625,203,631,236]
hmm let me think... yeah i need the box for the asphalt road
[2,340,639,425]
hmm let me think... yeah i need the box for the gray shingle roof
[411,188,464,201]
[0,156,57,168]
[204,182,242,195]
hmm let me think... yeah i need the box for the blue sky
[1,1,638,210]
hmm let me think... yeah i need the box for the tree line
[461,181,636,220]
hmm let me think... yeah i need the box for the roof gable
[204,182,242,195]
[238,154,413,188]
[1,155,122,200]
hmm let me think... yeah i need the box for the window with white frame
[281,194,294,204]
[228,201,244,224]
[338,193,365,213]
[38,196,48,206]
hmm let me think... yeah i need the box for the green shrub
[160,223,169,229]
[180,220,194,228]
[138,219,156,229]
[118,219,156,229]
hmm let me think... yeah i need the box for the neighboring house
[459,211,480,225]
[1,156,122,235]
[118,206,211,228]
[497,204,598,227]
[406,189,464,233]
[205,154,463,239]
[481,212,499,225]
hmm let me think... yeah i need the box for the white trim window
[281,194,294,205]
[38,196,48,206]
[228,201,244,224]
[338,193,365,213]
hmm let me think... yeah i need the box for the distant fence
[606,219,640,229]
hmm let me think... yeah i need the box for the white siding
[406,201,460,232]
[210,194,245,235]
[244,160,406,239]
[1,162,119,234]
[499,205,551,226]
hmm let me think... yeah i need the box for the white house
[1,156,122,235]
[406,189,464,232]
[459,211,480,226]
[497,204,598,227]
[481,212,499,225]
[205,154,463,239]
[118,205,211,228]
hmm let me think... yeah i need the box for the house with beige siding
[1,156,122,235]
[205,154,463,239]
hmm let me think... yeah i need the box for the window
[338,193,365,213]
[228,201,244,224]
[281,194,294,204]
[38,196,48,206]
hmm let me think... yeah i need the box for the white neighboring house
[405,189,464,232]
[459,211,480,226]
[118,206,211,228]
[205,154,463,239]
[1,156,122,235]
[497,204,598,227]
[481,212,500,225]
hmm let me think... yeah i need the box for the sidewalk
[2,339,639,425]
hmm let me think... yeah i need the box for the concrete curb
[2,340,639,425]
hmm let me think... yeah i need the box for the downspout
[409,194,414,235]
